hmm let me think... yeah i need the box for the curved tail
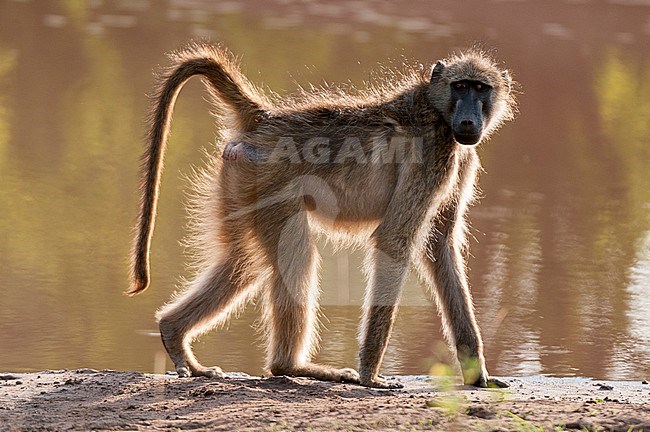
[126,43,267,296]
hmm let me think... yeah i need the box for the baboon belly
[301,172,394,226]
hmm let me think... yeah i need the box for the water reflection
[0,0,648,380]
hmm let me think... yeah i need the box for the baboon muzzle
[452,109,483,145]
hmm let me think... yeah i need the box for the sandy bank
[0,370,648,431]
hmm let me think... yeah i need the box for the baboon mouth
[453,132,482,145]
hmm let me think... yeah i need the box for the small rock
[598,385,613,391]
[0,375,18,381]
[642,380,648,385]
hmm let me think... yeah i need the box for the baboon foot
[175,365,224,379]
[158,321,224,379]
[270,363,360,384]
[339,367,361,383]
[360,374,404,389]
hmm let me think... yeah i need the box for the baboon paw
[360,376,403,389]
[470,376,509,389]
[339,368,360,383]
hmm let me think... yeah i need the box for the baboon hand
[471,375,509,388]
[459,356,508,388]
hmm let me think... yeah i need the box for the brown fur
[128,42,516,388]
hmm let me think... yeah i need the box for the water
[0,0,648,380]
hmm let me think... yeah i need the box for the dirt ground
[0,370,648,431]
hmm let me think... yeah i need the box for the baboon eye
[474,83,490,92]
[453,82,469,91]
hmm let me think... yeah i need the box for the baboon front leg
[260,210,359,384]
[157,255,257,378]
[417,222,507,388]
[358,245,408,389]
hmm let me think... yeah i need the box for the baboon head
[428,51,515,145]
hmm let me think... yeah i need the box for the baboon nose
[457,119,480,136]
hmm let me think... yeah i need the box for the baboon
[128,42,516,389]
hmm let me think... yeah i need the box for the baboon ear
[501,69,512,91]
[430,61,446,81]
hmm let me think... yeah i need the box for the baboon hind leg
[259,208,359,384]
[157,250,258,378]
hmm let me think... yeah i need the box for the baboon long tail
[126,43,267,296]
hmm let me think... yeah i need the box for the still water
[0,0,648,380]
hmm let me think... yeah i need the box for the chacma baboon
[128,42,516,389]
